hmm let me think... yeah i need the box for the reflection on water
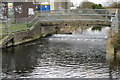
[2,27,120,79]
[91,26,102,31]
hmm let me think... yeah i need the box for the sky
[70,0,120,7]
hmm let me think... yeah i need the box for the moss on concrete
[106,37,114,54]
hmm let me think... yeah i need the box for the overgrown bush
[91,4,105,9]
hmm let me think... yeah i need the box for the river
[2,26,120,79]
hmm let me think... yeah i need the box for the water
[2,26,120,79]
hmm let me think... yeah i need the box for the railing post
[25,18,27,28]
[5,20,9,35]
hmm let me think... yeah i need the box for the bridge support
[5,37,14,48]
[111,9,119,32]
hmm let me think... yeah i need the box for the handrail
[40,9,116,12]
[0,12,39,37]
[39,14,115,16]
[0,9,117,38]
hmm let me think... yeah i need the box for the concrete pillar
[118,9,120,34]
[118,9,120,21]
[41,27,45,34]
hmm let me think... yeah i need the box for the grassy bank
[0,21,36,39]
[0,23,27,39]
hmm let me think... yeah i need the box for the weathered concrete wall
[0,22,57,48]
[41,20,111,27]
[106,36,115,55]
[14,22,57,45]
[106,28,120,59]
[117,21,120,56]
[0,20,111,48]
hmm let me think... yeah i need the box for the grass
[91,27,102,31]
[1,23,27,33]
[0,23,6,39]
[27,21,36,28]
[9,24,27,32]
[0,22,35,39]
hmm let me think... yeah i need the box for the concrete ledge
[0,22,57,48]
[0,20,111,48]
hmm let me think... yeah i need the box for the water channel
[2,26,120,79]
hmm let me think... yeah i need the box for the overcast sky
[70,0,120,6]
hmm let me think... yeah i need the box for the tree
[70,2,74,7]
[77,1,95,9]
[91,4,105,9]
[105,0,120,8]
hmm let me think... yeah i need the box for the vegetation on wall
[117,26,120,49]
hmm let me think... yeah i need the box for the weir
[2,26,120,78]
[0,9,119,48]
[1,9,120,79]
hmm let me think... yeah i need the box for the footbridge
[1,9,119,36]
[0,9,119,47]
[0,9,120,48]
[39,9,116,22]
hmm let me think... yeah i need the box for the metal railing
[0,9,117,39]
[38,9,116,22]
[0,12,39,39]
[39,9,116,15]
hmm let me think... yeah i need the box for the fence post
[7,19,11,35]
[25,18,28,28]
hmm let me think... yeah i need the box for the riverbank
[0,22,57,48]
[106,22,120,58]
[0,20,111,48]
[113,22,120,56]
[2,26,119,79]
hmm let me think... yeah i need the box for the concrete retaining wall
[1,22,57,48]
[0,20,111,48]
[41,20,111,27]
